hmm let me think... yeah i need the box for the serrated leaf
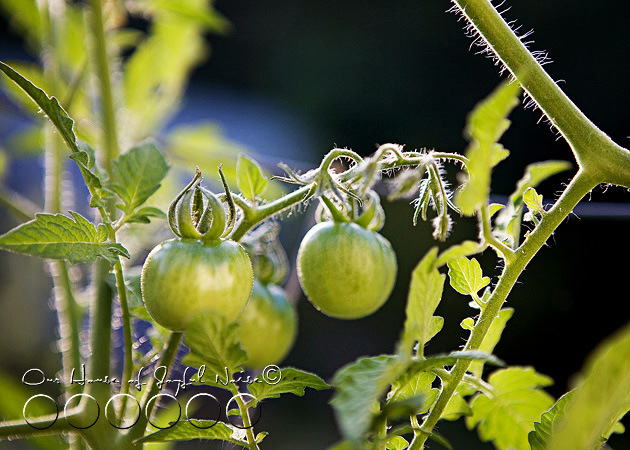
[408,350,504,374]
[548,322,630,450]
[182,314,247,379]
[110,142,169,215]
[466,367,554,450]
[0,212,129,264]
[455,81,521,216]
[468,308,514,378]
[136,420,249,446]
[236,154,268,201]
[447,257,490,297]
[523,187,544,214]
[331,355,407,442]
[528,392,573,450]
[435,240,482,267]
[399,248,445,356]
[248,367,328,402]
[0,61,79,154]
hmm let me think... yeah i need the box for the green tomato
[297,221,397,319]
[238,280,297,369]
[141,238,253,331]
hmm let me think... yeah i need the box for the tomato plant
[297,221,397,319]
[0,1,629,450]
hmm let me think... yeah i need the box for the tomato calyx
[317,189,385,232]
[167,167,236,242]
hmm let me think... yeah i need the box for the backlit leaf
[0,212,129,264]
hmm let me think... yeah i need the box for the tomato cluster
[141,174,397,368]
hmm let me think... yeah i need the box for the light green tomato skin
[297,221,397,319]
[238,280,297,369]
[141,239,253,331]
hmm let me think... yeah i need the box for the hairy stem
[412,169,598,448]
[227,384,260,450]
[452,0,630,187]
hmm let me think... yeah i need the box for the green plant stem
[227,384,260,450]
[479,202,514,263]
[88,0,119,170]
[0,189,38,221]
[452,0,630,187]
[127,331,183,442]
[0,409,81,440]
[410,169,598,449]
[114,260,134,423]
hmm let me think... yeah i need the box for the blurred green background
[1,0,629,449]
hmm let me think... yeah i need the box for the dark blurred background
[1,0,629,449]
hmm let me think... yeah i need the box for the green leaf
[236,154,268,201]
[455,81,521,216]
[447,257,490,297]
[398,248,445,356]
[110,142,169,215]
[0,0,42,46]
[466,367,554,450]
[0,61,79,154]
[136,420,249,446]
[548,322,630,450]
[523,187,545,214]
[467,308,514,377]
[435,240,482,267]
[0,212,129,264]
[386,436,409,450]
[510,160,572,207]
[494,160,571,247]
[248,367,328,402]
[182,313,247,379]
[331,354,406,443]
[0,372,66,450]
[123,206,167,224]
[388,371,438,415]
[528,392,574,450]
[408,350,504,374]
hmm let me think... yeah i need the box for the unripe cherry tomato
[141,238,253,331]
[297,221,397,319]
[238,280,297,368]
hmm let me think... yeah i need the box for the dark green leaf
[0,61,79,154]
[548,322,630,450]
[466,367,554,450]
[110,142,169,215]
[248,367,328,402]
[136,420,248,445]
[182,313,247,379]
[0,211,129,264]
[236,154,268,201]
[331,355,407,443]
[455,81,521,215]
